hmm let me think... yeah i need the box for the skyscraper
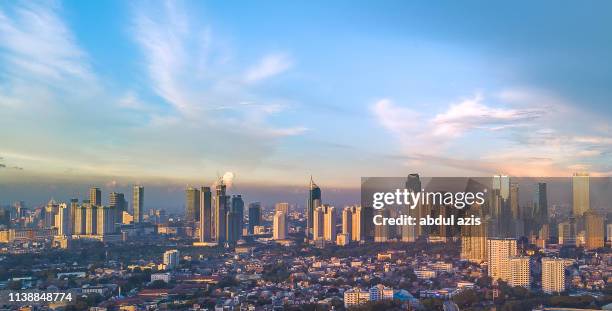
[185,187,200,222]
[533,183,548,224]
[55,203,71,237]
[227,195,244,243]
[199,187,212,242]
[558,218,576,246]
[313,205,325,241]
[542,258,566,294]
[214,181,228,243]
[133,185,144,223]
[350,206,363,241]
[248,202,261,235]
[73,204,86,235]
[96,206,116,235]
[405,174,424,237]
[273,210,287,240]
[69,198,78,233]
[510,183,520,219]
[307,176,321,240]
[342,206,352,237]
[89,187,101,206]
[85,204,98,235]
[572,173,589,216]
[275,202,289,214]
[487,238,518,283]
[45,199,59,228]
[584,210,604,250]
[109,192,126,223]
[509,256,531,288]
[323,205,336,242]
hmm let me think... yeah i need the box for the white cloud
[244,53,292,83]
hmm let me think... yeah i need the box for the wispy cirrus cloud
[244,53,292,83]
[0,2,94,85]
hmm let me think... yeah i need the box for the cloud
[431,94,544,137]
[372,89,612,176]
[244,53,292,83]
[0,2,94,85]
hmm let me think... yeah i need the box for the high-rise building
[133,185,144,223]
[533,183,548,223]
[214,181,228,243]
[558,218,576,246]
[273,210,287,240]
[461,212,487,263]
[607,223,612,243]
[542,258,566,294]
[199,187,212,242]
[69,198,78,233]
[275,202,289,214]
[55,203,71,237]
[163,249,180,270]
[185,187,200,222]
[307,176,321,240]
[572,173,589,216]
[109,192,126,224]
[342,206,352,237]
[374,208,390,242]
[406,174,424,237]
[227,195,244,243]
[89,187,101,207]
[313,205,325,240]
[96,206,116,235]
[248,202,261,235]
[45,199,59,228]
[509,256,531,288]
[323,205,336,242]
[84,203,98,235]
[73,204,86,235]
[493,175,510,200]
[584,210,604,250]
[509,183,520,220]
[487,238,518,283]
[350,206,363,241]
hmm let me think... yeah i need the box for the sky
[1,1,612,208]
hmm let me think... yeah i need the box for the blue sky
[1,0,612,191]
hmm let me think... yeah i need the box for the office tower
[350,206,363,241]
[275,202,289,214]
[273,210,287,240]
[558,218,576,246]
[342,206,352,236]
[248,202,261,235]
[509,256,531,288]
[493,175,510,200]
[572,173,589,216]
[323,205,336,242]
[163,249,180,270]
[96,206,115,235]
[227,195,244,243]
[313,205,325,240]
[584,210,604,250]
[133,185,144,223]
[607,224,612,243]
[85,204,98,235]
[73,204,86,235]
[89,187,101,206]
[542,258,566,294]
[199,187,212,242]
[509,183,519,219]
[306,176,322,240]
[214,181,228,243]
[45,199,59,228]
[487,238,517,283]
[55,203,71,237]
[185,187,200,222]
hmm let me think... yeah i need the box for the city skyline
[1,1,612,191]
